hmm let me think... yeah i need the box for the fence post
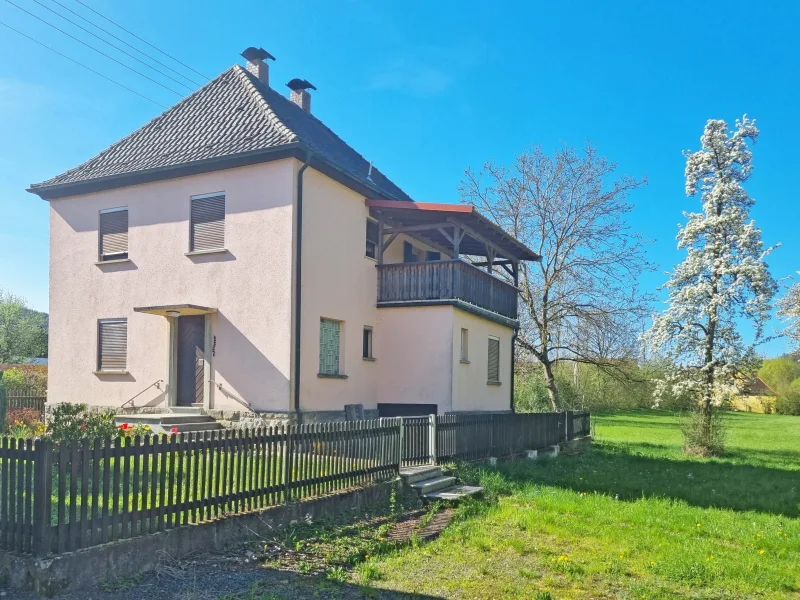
[398,418,405,468]
[0,387,6,431]
[33,438,53,556]
[283,425,294,503]
[429,414,437,465]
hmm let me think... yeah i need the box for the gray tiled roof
[30,65,411,201]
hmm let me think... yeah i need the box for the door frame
[166,314,213,409]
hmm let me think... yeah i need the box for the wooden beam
[381,216,455,259]
[447,217,511,261]
[383,222,451,235]
[437,227,455,245]
[376,215,385,264]
[472,259,514,267]
[382,231,400,252]
[486,246,496,274]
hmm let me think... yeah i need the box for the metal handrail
[120,379,164,410]
[210,380,252,410]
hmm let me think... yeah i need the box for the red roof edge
[365,199,474,213]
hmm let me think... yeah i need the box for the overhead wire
[0,20,168,108]
[44,0,204,87]
[3,0,184,96]
[28,0,195,91]
[74,0,210,81]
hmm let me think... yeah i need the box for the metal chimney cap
[241,47,275,62]
[286,78,317,91]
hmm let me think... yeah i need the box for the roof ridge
[34,68,239,188]
[232,65,298,144]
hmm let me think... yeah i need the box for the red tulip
[171,427,179,434]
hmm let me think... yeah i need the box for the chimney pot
[286,78,316,113]
[241,47,274,87]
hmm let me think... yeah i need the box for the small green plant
[358,562,382,583]
[296,560,312,575]
[533,592,554,600]
[325,565,348,583]
[99,571,142,592]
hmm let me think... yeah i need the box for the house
[27,47,540,423]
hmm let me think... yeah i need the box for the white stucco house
[28,47,540,424]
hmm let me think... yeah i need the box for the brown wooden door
[176,315,205,406]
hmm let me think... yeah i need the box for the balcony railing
[376,260,518,322]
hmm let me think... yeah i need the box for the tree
[460,143,652,410]
[0,289,48,364]
[777,275,800,350]
[758,356,800,393]
[644,116,777,453]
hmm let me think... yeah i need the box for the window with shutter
[365,219,378,259]
[98,207,128,261]
[97,319,128,372]
[487,336,500,383]
[319,318,342,375]
[190,193,225,251]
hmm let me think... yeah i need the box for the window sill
[94,370,130,376]
[460,359,470,364]
[487,380,502,386]
[362,357,376,362]
[317,373,348,379]
[365,255,378,262]
[95,258,132,266]
[185,248,229,257]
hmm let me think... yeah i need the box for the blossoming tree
[777,275,800,350]
[645,116,777,451]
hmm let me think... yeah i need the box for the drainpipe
[510,331,517,413]
[293,151,312,424]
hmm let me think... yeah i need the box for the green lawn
[357,411,800,599]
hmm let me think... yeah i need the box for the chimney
[241,47,275,86]
[286,78,317,113]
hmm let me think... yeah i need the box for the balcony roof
[366,200,541,262]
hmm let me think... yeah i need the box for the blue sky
[1,0,798,355]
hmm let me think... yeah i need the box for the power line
[74,0,210,81]
[0,20,168,108]
[3,0,184,96]
[29,0,195,91]
[45,0,203,87]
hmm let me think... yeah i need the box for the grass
[352,411,800,599]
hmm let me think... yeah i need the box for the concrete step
[424,485,484,501]
[115,414,216,425]
[410,475,457,495]
[170,421,224,433]
[400,465,442,484]
[170,407,205,414]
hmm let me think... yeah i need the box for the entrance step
[114,413,222,434]
[400,465,442,485]
[410,475,457,495]
[423,485,483,501]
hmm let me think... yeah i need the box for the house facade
[29,48,539,421]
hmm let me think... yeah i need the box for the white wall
[48,160,295,411]
[451,308,513,412]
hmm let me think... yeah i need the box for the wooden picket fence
[0,411,589,557]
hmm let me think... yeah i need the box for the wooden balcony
[376,260,519,324]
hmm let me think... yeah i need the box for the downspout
[293,151,313,424]
[510,332,517,413]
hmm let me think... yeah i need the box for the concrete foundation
[0,480,400,597]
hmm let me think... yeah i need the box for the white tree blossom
[644,116,778,413]
[777,274,800,350]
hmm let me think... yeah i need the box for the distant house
[730,375,776,414]
[27,47,539,422]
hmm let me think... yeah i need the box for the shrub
[47,403,122,442]
[680,409,726,456]
[5,407,45,438]
[776,379,800,416]
[0,368,25,389]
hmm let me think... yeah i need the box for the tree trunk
[541,360,559,411]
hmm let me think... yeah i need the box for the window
[460,328,469,363]
[97,318,127,372]
[363,326,374,360]
[366,219,379,259]
[403,241,418,263]
[487,336,500,383]
[190,192,225,251]
[319,318,342,375]
[98,207,128,261]
[426,251,441,261]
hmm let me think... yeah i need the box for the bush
[5,407,45,439]
[758,357,800,392]
[47,403,122,442]
[680,409,726,456]
[776,379,800,416]
[0,367,25,389]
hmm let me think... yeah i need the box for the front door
[176,315,205,406]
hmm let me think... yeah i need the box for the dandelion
[696,523,701,527]
[777,530,782,535]
[650,561,656,566]
[759,549,766,555]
